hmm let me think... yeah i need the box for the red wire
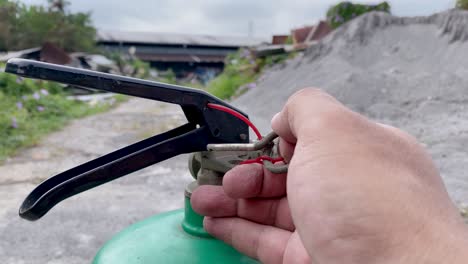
[206,103,284,166]
[240,156,285,165]
[206,103,262,140]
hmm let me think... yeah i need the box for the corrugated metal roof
[0,47,41,61]
[97,30,265,47]
[136,53,225,63]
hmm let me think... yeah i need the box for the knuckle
[305,103,348,132]
[313,110,343,131]
[379,123,419,145]
[288,87,327,104]
[285,87,340,114]
[283,87,350,135]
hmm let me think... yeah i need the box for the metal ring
[263,160,288,174]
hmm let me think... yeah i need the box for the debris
[66,93,117,105]
[40,42,71,65]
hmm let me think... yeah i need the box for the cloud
[19,0,457,38]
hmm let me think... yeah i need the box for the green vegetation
[156,69,177,85]
[207,49,257,100]
[207,49,296,100]
[326,1,391,29]
[0,0,96,51]
[258,52,295,69]
[0,64,122,161]
[457,0,468,10]
[0,1,125,161]
[107,52,152,79]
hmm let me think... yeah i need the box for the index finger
[223,163,287,199]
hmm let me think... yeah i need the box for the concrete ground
[0,98,193,263]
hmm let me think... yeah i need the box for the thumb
[271,88,342,143]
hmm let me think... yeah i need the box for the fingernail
[271,112,280,126]
[203,217,215,233]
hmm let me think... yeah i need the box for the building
[271,35,290,45]
[291,21,332,48]
[0,42,71,65]
[97,30,264,80]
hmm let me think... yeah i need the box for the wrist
[392,218,468,264]
[436,225,468,264]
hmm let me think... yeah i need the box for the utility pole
[248,20,254,37]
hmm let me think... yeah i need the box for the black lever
[5,58,250,221]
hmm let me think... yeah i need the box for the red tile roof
[306,21,332,42]
[291,26,314,44]
[272,35,289,45]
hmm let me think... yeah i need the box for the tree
[326,1,391,29]
[0,0,96,52]
[457,0,468,10]
[0,0,18,50]
[47,0,70,12]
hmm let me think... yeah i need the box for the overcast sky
[20,0,456,39]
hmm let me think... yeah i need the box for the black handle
[5,58,252,220]
[5,58,247,114]
[5,58,250,143]
[19,123,209,221]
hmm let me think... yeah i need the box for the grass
[207,70,257,100]
[206,49,296,100]
[0,66,125,162]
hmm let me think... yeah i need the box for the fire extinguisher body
[93,196,258,264]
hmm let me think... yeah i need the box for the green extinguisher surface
[93,196,259,264]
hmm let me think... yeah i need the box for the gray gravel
[235,10,468,206]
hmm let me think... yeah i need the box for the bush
[206,49,258,99]
[326,1,391,29]
[206,48,298,100]
[206,48,267,100]
[0,70,64,97]
[207,70,255,100]
[0,63,116,161]
[107,52,151,79]
[457,0,468,10]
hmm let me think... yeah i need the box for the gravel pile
[235,10,468,205]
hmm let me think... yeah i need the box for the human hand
[192,88,468,264]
